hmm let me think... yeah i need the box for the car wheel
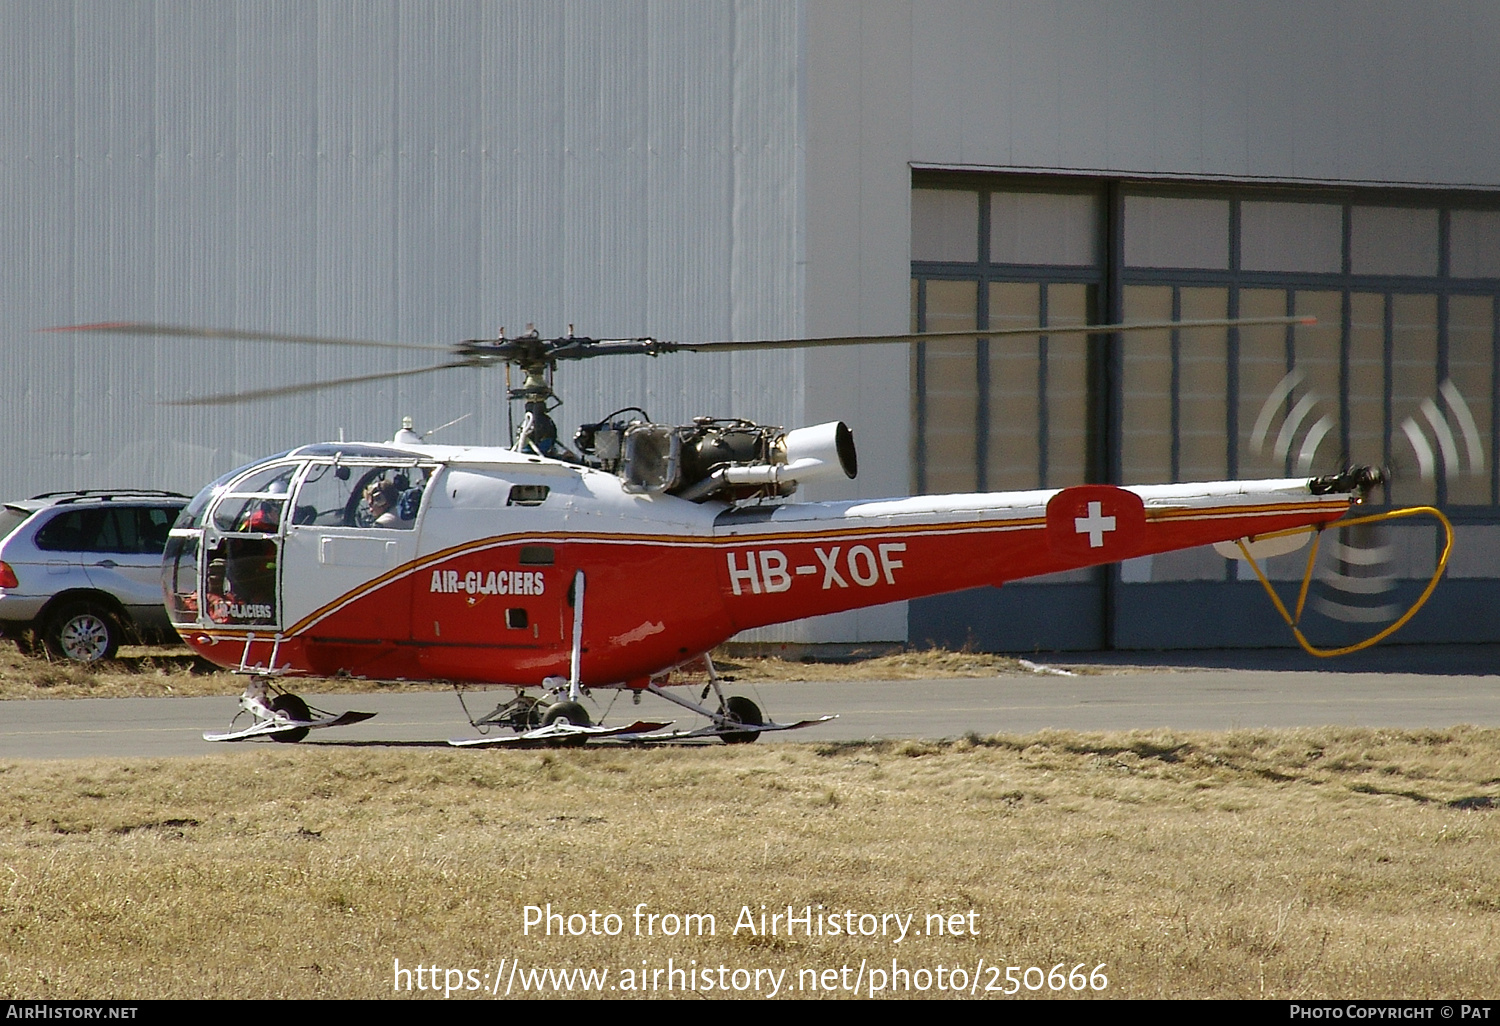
[44,603,120,663]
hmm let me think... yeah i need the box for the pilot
[364,480,400,527]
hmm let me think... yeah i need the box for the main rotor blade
[46,321,446,354]
[163,361,474,406]
[668,315,1316,353]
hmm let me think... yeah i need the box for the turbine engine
[574,416,858,503]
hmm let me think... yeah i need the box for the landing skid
[632,714,838,744]
[448,651,838,748]
[204,675,375,743]
[452,680,672,747]
[448,719,671,747]
[204,709,376,743]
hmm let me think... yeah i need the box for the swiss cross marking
[1074,501,1117,548]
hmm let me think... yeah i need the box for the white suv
[0,490,188,661]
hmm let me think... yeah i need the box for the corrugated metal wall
[0,0,806,498]
[907,0,1500,186]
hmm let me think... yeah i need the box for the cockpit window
[292,463,430,530]
[209,464,298,535]
[229,465,297,495]
[174,452,296,532]
[175,468,241,531]
[163,534,200,621]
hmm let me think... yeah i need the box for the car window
[137,507,181,553]
[34,510,91,552]
[34,505,185,554]
[96,509,133,552]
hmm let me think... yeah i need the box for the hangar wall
[905,1,1500,187]
[0,0,809,502]
[0,0,871,643]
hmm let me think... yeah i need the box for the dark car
[0,490,189,661]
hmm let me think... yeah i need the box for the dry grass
[0,643,1088,701]
[1,727,1498,999]
[712,648,1097,681]
[0,646,230,700]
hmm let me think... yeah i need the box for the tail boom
[714,476,1359,631]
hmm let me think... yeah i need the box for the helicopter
[54,317,1451,745]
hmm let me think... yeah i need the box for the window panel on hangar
[911,185,1100,496]
[910,176,1500,525]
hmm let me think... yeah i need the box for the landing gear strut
[643,654,772,744]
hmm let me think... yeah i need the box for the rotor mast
[498,324,564,455]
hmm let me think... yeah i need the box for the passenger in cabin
[244,501,280,533]
[394,469,427,522]
[240,476,288,533]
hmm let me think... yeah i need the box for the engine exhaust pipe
[778,421,857,480]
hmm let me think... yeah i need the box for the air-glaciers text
[429,569,545,596]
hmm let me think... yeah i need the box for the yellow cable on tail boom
[1236,506,1453,658]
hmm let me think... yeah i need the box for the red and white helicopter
[61,318,1451,745]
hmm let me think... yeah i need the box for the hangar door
[909,177,1500,651]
